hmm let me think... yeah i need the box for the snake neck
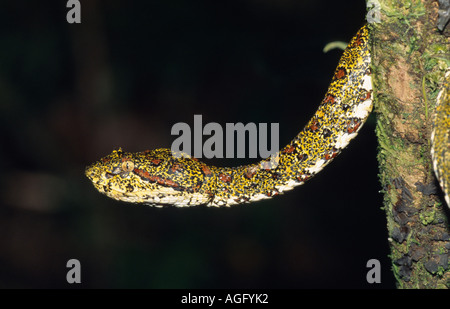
[207,25,372,207]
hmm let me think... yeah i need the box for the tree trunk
[371,0,450,288]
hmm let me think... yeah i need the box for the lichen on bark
[371,0,450,288]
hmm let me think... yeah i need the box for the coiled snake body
[85,25,373,207]
[431,70,450,207]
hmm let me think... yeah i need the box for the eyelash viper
[431,69,450,207]
[85,25,373,207]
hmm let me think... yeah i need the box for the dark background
[0,0,396,288]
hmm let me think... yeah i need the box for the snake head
[85,148,216,207]
[85,148,132,194]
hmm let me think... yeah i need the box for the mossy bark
[371,0,450,288]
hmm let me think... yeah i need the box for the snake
[85,25,374,207]
[431,69,450,207]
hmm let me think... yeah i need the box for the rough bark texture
[372,0,450,288]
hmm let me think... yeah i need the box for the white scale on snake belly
[275,179,301,192]
[335,74,372,150]
[354,74,373,118]
[306,159,327,174]
[137,186,210,207]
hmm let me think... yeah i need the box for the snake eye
[121,160,135,172]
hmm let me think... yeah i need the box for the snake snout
[85,165,96,181]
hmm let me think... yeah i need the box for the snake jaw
[85,149,133,199]
[85,164,105,188]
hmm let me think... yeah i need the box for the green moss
[419,209,436,225]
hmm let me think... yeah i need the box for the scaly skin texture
[85,25,373,207]
[431,69,450,207]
